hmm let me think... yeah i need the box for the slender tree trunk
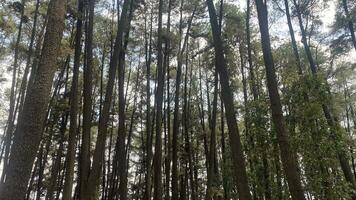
[0,1,67,199]
[46,111,69,200]
[254,0,306,199]
[183,47,196,200]
[206,69,220,200]
[0,0,25,181]
[62,1,83,198]
[246,0,258,99]
[144,7,154,200]
[85,0,130,198]
[172,1,184,199]
[79,0,95,198]
[164,1,172,199]
[284,0,302,74]
[17,0,40,115]
[172,3,197,199]
[206,0,252,199]
[116,1,134,199]
[153,0,165,198]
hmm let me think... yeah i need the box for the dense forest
[0,0,355,199]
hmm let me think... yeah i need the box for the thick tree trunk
[254,0,306,199]
[206,0,252,199]
[0,0,67,199]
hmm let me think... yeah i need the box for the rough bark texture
[0,0,67,199]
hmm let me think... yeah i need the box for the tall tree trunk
[171,3,197,199]
[0,0,25,180]
[85,0,131,198]
[46,111,69,200]
[246,0,258,100]
[116,1,134,199]
[206,0,252,199]
[284,0,302,74]
[0,0,67,199]
[79,0,95,198]
[153,0,165,198]
[183,47,196,200]
[164,1,172,199]
[254,0,306,199]
[62,0,83,198]
[144,7,154,200]
[172,1,184,199]
[18,0,40,115]
[206,70,220,200]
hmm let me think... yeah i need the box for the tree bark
[0,0,67,199]
[79,0,95,198]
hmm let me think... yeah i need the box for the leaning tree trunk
[254,0,306,199]
[206,0,252,199]
[0,0,67,199]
